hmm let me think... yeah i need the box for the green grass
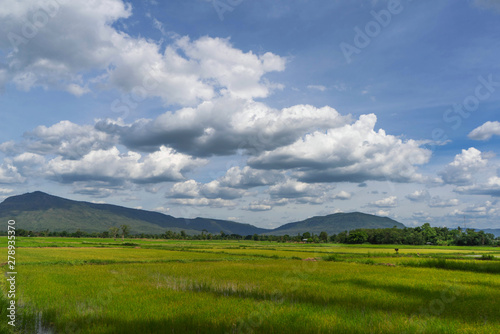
[1,237,499,333]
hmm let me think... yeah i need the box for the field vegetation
[1,237,499,333]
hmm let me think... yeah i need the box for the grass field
[1,237,499,333]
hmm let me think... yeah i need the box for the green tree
[347,230,368,244]
[109,227,120,241]
[120,225,130,241]
[319,231,328,243]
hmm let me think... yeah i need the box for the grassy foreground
[1,237,499,333]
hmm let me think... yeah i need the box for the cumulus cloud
[244,202,273,212]
[468,121,500,140]
[0,188,14,194]
[0,1,285,105]
[455,176,500,197]
[96,99,350,157]
[218,166,282,189]
[428,196,460,208]
[168,179,245,200]
[269,179,321,199]
[14,121,115,160]
[333,190,352,200]
[449,201,499,219]
[268,179,329,205]
[0,162,25,184]
[439,147,488,185]
[249,114,431,183]
[46,146,206,184]
[170,197,236,208]
[369,196,398,208]
[406,190,430,202]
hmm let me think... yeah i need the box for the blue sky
[1,0,500,230]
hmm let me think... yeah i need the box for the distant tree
[109,227,120,241]
[120,225,130,241]
[302,232,311,240]
[180,230,187,239]
[319,231,328,243]
[74,229,84,238]
[347,230,368,244]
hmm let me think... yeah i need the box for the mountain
[268,212,405,236]
[0,192,407,236]
[0,191,270,235]
[476,229,500,238]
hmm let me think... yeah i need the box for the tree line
[2,223,498,246]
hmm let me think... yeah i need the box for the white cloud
[170,197,235,208]
[218,166,282,189]
[375,210,390,216]
[268,179,321,199]
[406,190,430,202]
[439,147,488,185]
[22,120,115,159]
[428,196,460,208]
[96,99,350,157]
[46,146,206,184]
[168,179,245,200]
[370,196,398,208]
[449,201,499,220]
[245,202,273,212]
[333,190,352,200]
[0,1,285,106]
[250,114,431,183]
[0,188,14,194]
[468,121,500,140]
[0,162,25,184]
[307,85,327,92]
[455,176,500,197]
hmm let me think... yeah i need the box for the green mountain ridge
[267,212,406,236]
[0,191,270,235]
[0,191,408,236]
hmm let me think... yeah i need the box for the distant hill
[0,191,270,235]
[476,229,500,238]
[268,212,405,236]
[0,192,407,236]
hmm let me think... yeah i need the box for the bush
[323,254,339,262]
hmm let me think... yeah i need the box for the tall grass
[402,258,500,274]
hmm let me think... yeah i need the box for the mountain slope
[268,212,405,236]
[0,191,270,235]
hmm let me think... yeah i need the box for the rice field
[1,237,499,333]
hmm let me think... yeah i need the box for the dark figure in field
[395,248,399,254]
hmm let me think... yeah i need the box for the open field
[1,237,500,333]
